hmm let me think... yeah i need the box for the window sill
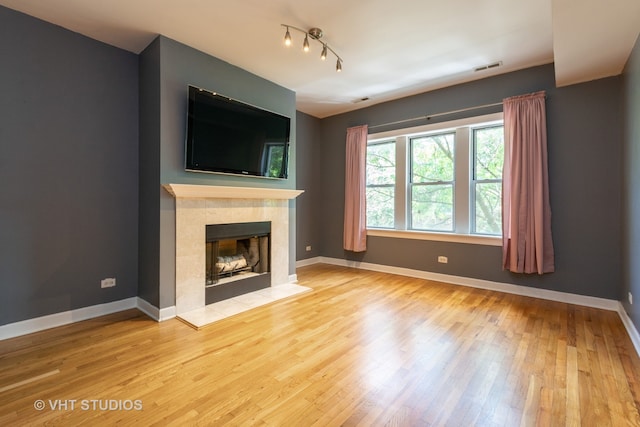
[366,228,502,246]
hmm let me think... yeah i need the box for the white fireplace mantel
[164,183,304,200]
[164,183,303,316]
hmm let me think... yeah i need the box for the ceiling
[1,0,638,118]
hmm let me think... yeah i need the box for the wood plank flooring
[1,263,640,426]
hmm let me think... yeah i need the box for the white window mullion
[454,127,470,234]
[395,136,408,230]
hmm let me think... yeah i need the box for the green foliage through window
[365,114,504,238]
[366,141,395,228]
[473,126,504,235]
[410,133,455,231]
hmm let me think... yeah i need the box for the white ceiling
[1,0,638,118]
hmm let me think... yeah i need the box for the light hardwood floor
[1,264,640,426]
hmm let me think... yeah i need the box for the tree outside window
[473,126,504,235]
[410,133,455,231]
[365,114,503,238]
[366,141,395,228]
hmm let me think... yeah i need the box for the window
[410,132,455,231]
[366,141,395,228]
[472,126,504,234]
[366,113,504,243]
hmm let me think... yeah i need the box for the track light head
[336,58,342,72]
[303,35,310,52]
[321,44,328,61]
[284,27,291,46]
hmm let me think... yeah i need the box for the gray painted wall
[295,111,323,260]
[0,6,139,325]
[623,35,640,327]
[139,36,297,310]
[138,38,162,307]
[297,64,623,300]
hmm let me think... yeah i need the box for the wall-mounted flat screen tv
[185,85,291,179]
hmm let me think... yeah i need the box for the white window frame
[365,139,397,229]
[471,125,505,235]
[366,112,503,246]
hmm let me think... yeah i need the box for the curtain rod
[368,101,503,130]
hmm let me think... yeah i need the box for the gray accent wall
[139,36,297,310]
[623,35,640,328]
[297,64,623,300]
[295,111,323,260]
[0,6,139,325]
[138,38,162,307]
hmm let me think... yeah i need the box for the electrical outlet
[306,245,312,252]
[438,256,448,264]
[101,278,116,288]
[629,292,633,305]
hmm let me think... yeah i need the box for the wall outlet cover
[101,278,116,288]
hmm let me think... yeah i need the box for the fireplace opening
[205,221,271,304]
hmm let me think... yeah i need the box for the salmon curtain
[343,125,368,252]
[502,91,555,274]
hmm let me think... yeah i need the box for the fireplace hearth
[205,221,271,304]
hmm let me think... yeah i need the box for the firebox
[205,221,271,304]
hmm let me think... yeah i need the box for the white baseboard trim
[0,297,137,341]
[159,306,176,321]
[288,273,298,284]
[136,298,176,322]
[296,257,322,268]
[0,297,180,341]
[617,303,640,357]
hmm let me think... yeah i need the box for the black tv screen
[185,86,291,179]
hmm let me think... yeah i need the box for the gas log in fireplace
[205,221,271,304]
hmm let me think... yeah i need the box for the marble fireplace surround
[164,184,304,316]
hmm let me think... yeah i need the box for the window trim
[366,112,503,246]
[367,228,502,246]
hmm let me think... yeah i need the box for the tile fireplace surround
[164,184,304,320]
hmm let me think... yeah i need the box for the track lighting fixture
[281,24,343,72]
